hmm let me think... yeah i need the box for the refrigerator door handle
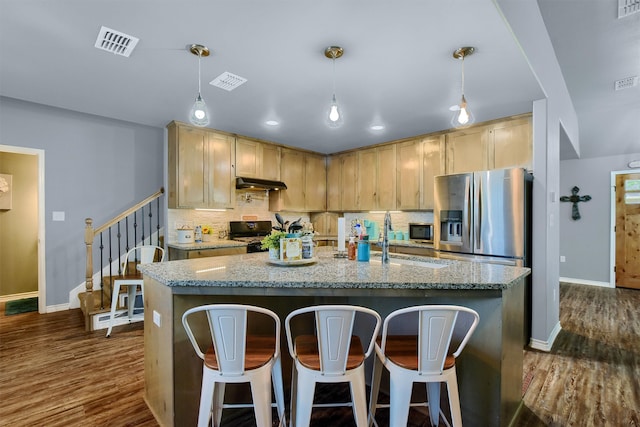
[464,176,471,247]
[475,175,482,250]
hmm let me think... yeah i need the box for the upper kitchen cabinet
[396,135,445,210]
[269,148,326,212]
[327,152,358,211]
[445,125,490,174]
[357,145,396,211]
[167,121,235,209]
[421,135,446,209]
[445,114,532,174]
[235,137,281,181]
[489,116,532,171]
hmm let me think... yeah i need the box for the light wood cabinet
[235,137,281,181]
[356,145,396,211]
[445,125,490,174]
[489,116,532,170]
[421,135,445,209]
[167,122,235,209]
[269,148,326,212]
[327,152,358,211]
[396,139,422,210]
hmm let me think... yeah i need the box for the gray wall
[0,96,164,306]
[560,153,640,283]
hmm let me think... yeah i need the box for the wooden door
[176,126,208,208]
[304,153,327,211]
[615,173,640,289]
[357,148,377,211]
[341,152,358,211]
[235,138,259,178]
[261,143,281,181]
[421,135,445,209]
[396,139,421,210]
[491,116,532,170]
[376,144,396,210]
[445,126,489,174]
[208,132,235,209]
[326,155,342,211]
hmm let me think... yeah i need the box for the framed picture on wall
[0,173,12,210]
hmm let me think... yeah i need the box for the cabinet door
[490,117,532,170]
[396,139,421,210]
[357,148,377,211]
[377,144,396,210]
[421,135,445,209]
[209,132,235,209]
[176,126,208,208]
[326,155,342,211]
[235,138,260,178]
[445,126,489,174]
[341,152,358,211]
[261,143,281,181]
[279,148,305,211]
[305,153,327,211]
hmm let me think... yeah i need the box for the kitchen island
[140,247,530,427]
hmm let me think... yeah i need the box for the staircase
[79,188,165,331]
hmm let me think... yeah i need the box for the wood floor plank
[1,282,639,427]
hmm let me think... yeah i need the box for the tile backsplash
[168,190,433,243]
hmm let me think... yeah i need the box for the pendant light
[189,44,210,127]
[325,46,344,128]
[451,46,475,128]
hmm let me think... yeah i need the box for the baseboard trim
[0,291,38,303]
[46,303,70,313]
[560,277,612,288]
[529,321,561,352]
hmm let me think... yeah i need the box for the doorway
[0,145,45,312]
[610,170,640,289]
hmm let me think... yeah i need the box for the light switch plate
[153,310,161,327]
[52,211,65,221]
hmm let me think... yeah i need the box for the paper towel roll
[337,217,346,252]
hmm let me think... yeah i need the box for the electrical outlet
[560,256,566,262]
[153,310,161,327]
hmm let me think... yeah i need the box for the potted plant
[261,231,287,259]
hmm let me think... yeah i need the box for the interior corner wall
[0,151,38,296]
[0,96,164,307]
[560,152,640,284]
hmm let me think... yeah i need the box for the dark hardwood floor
[1,282,638,426]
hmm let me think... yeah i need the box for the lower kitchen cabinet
[168,246,247,260]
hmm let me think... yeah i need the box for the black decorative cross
[560,186,592,220]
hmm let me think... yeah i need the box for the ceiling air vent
[614,76,639,90]
[94,26,139,57]
[618,0,640,18]
[210,72,247,91]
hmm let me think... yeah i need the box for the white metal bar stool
[182,304,286,427]
[368,305,479,427]
[105,245,164,337]
[285,305,381,427]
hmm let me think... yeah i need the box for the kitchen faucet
[379,211,393,263]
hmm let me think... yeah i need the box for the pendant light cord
[197,51,202,96]
[460,55,465,96]
[332,54,337,97]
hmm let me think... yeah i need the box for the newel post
[84,218,95,331]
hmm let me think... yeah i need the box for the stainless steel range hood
[235,177,287,191]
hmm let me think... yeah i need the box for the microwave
[408,223,434,243]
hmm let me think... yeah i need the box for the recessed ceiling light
[265,120,279,126]
[370,125,385,131]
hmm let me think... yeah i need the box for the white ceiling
[0,0,637,158]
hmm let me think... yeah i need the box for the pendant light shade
[451,46,475,128]
[325,46,344,128]
[189,44,210,127]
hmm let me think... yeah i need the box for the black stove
[229,221,273,253]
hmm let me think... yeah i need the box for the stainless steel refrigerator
[434,168,532,267]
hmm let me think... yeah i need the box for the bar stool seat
[182,304,286,427]
[285,305,381,427]
[369,305,479,427]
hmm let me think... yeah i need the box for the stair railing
[83,187,164,331]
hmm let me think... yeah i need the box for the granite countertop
[167,240,248,250]
[139,247,530,291]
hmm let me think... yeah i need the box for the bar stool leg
[349,365,368,427]
[427,382,441,426]
[388,371,412,427]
